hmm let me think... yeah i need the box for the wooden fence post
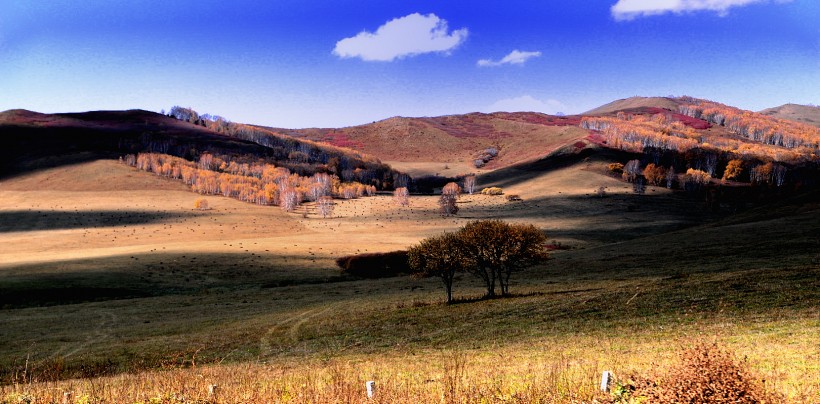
[62,391,73,404]
[600,371,612,392]
[208,384,219,397]
[366,380,376,398]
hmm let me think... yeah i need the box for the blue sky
[1,0,817,128]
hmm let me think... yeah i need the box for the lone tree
[394,187,409,207]
[463,175,477,195]
[457,220,548,297]
[439,181,461,215]
[408,220,549,301]
[316,196,334,218]
[407,233,468,304]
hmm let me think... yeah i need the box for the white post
[366,380,376,398]
[63,392,73,404]
[208,384,219,397]
[600,371,612,392]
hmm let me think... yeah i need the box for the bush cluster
[480,187,503,195]
[335,251,410,278]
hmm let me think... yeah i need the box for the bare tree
[623,159,641,182]
[394,187,409,207]
[463,175,476,195]
[439,193,459,215]
[666,166,676,189]
[316,196,334,218]
[280,187,299,212]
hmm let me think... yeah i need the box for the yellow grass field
[0,159,817,403]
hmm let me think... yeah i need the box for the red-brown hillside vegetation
[264,112,590,169]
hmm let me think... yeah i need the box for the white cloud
[611,0,790,20]
[477,50,541,67]
[483,96,566,114]
[332,13,468,62]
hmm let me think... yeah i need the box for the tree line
[123,152,375,211]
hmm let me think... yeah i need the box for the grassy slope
[581,96,682,115]
[0,156,817,401]
[759,103,820,128]
[269,113,589,176]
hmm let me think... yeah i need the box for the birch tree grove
[123,152,377,210]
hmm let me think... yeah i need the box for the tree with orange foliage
[643,163,667,186]
[722,159,744,181]
[194,198,209,210]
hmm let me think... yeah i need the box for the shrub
[608,162,624,174]
[335,251,410,278]
[194,198,209,210]
[505,194,522,201]
[629,342,777,403]
[480,187,503,195]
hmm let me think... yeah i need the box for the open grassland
[0,160,818,402]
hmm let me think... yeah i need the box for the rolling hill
[0,96,819,402]
[759,103,820,127]
[264,112,589,174]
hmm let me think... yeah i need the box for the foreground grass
[1,162,818,402]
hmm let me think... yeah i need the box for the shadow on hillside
[477,147,631,189]
[458,191,715,244]
[0,210,201,233]
[0,252,351,309]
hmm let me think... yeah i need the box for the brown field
[1,158,818,403]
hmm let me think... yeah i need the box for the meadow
[0,158,817,403]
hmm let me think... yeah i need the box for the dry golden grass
[0,159,817,403]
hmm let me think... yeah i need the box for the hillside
[0,153,817,401]
[0,109,392,182]
[265,112,589,174]
[759,103,820,127]
[581,96,683,115]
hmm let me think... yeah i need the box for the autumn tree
[407,232,468,304]
[643,163,667,186]
[194,198,209,210]
[394,187,409,207]
[456,220,548,297]
[684,168,711,191]
[750,163,773,185]
[722,159,744,181]
[442,182,461,196]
